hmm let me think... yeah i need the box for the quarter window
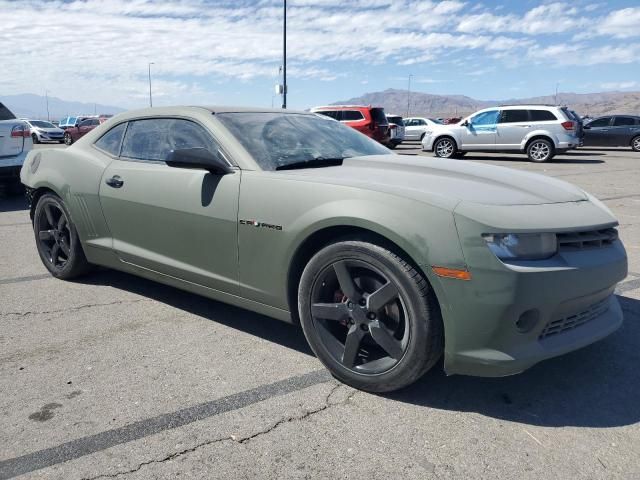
[613,116,637,126]
[94,122,127,156]
[316,111,340,120]
[500,110,529,123]
[530,110,557,121]
[79,119,93,127]
[587,117,612,128]
[120,118,219,162]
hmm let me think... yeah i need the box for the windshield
[30,120,56,128]
[216,112,390,171]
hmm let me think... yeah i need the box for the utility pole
[148,62,155,108]
[554,82,559,105]
[282,0,287,109]
[406,74,413,117]
[45,90,50,121]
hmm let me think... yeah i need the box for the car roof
[311,105,380,110]
[110,106,314,120]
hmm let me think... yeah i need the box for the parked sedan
[21,106,627,392]
[63,117,104,145]
[22,119,65,144]
[403,117,442,141]
[582,115,640,151]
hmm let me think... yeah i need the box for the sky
[1,0,639,110]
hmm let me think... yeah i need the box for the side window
[530,110,558,121]
[342,110,364,121]
[120,118,219,162]
[613,116,636,127]
[92,119,100,126]
[417,119,427,126]
[588,117,612,128]
[500,110,529,123]
[94,122,127,156]
[79,119,92,127]
[471,110,500,126]
[317,111,339,120]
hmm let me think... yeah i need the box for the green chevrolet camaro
[20,107,628,392]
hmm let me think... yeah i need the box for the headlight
[482,233,557,260]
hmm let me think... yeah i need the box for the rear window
[530,110,558,121]
[386,116,404,125]
[0,102,16,121]
[370,108,388,125]
[342,110,365,121]
[500,110,529,123]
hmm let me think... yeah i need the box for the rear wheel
[527,138,554,162]
[33,193,92,279]
[433,137,456,158]
[298,240,443,392]
[64,132,73,145]
[632,136,640,152]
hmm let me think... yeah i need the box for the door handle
[517,125,532,128]
[105,175,124,188]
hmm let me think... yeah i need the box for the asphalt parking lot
[1,143,639,479]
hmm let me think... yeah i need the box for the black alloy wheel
[299,240,443,392]
[34,193,91,279]
[310,259,409,374]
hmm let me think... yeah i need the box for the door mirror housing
[583,124,591,130]
[165,148,233,175]
[461,119,470,127]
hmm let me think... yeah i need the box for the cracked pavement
[1,145,639,479]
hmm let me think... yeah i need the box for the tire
[298,240,443,392]
[527,138,554,162]
[632,136,640,152]
[64,132,73,145]
[31,133,39,144]
[433,137,456,159]
[33,193,92,279]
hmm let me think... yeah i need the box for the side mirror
[583,124,591,130]
[461,120,469,127]
[165,148,233,175]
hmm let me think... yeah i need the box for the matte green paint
[20,106,628,377]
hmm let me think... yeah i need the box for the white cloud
[595,7,640,38]
[599,81,639,90]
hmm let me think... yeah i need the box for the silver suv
[422,105,581,162]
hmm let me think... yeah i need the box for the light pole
[282,0,287,109]
[148,62,155,108]
[45,90,50,121]
[406,74,413,117]
[554,82,559,105]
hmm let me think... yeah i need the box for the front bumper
[439,202,628,377]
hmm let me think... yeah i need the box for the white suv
[422,105,581,162]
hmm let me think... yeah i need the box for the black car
[582,115,640,151]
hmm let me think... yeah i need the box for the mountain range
[333,88,640,118]
[3,89,639,121]
[0,94,125,120]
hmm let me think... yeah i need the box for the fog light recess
[516,309,540,333]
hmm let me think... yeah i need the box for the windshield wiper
[275,157,344,171]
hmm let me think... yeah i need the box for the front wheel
[527,139,554,162]
[33,193,92,279]
[31,133,39,144]
[64,133,73,145]
[433,137,456,158]
[632,136,640,152]
[298,240,443,392]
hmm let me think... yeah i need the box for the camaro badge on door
[239,219,282,231]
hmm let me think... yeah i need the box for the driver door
[98,117,241,294]
[459,110,499,150]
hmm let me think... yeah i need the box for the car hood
[282,155,587,209]
[37,128,64,133]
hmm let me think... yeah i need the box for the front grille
[557,228,618,251]
[539,297,609,340]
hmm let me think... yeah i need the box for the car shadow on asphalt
[79,268,314,356]
[81,268,639,428]
[385,295,640,428]
[461,156,605,164]
[578,148,634,152]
